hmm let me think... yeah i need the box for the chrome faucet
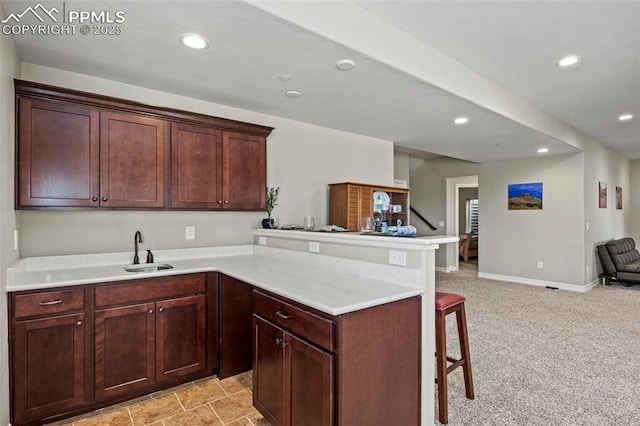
[133,230,143,264]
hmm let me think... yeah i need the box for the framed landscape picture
[599,182,607,208]
[508,182,543,210]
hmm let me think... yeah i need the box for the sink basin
[124,263,174,273]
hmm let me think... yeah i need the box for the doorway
[445,175,478,271]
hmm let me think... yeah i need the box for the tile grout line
[208,402,225,425]
[174,392,186,412]
[127,407,134,426]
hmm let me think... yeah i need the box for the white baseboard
[585,279,601,291]
[436,266,457,273]
[478,272,591,293]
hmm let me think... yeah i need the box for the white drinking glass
[303,216,315,230]
[360,217,375,233]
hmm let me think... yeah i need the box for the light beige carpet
[435,266,640,425]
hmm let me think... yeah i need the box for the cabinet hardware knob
[92,196,98,201]
[76,321,83,326]
[275,338,282,346]
[148,309,154,314]
[38,300,63,306]
[275,310,292,320]
[218,200,223,204]
[101,197,108,202]
[224,200,229,204]
[158,307,164,312]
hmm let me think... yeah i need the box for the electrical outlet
[438,221,445,228]
[258,236,267,246]
[389,250,407,266]
[185,226,195,240]
[586,265,590,275]
[537,261,543,270]
[309,242,320,253]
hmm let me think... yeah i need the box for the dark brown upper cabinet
[170,124,267,210]
[222,131,266,210]
[170,122,223,209]
[15,80,273,211]
[17,97,100,208]
[100,111,165,208]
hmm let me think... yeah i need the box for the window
[466,198,479,234]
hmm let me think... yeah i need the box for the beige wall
[0,4,21,422]
[409,156,481,267]
[479,153,585,285]
[583,137,631,281]
[18,63,395,256]
[630,160,640,244]
[405,147,635,288]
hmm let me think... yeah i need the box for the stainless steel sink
[124,263,174,273]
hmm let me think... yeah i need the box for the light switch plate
[309,241,320,253]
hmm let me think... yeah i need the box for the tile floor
[51,372,270,426]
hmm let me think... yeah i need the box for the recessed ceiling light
[537,148,549,154]
[618,113,634,121]
[453,117,469,125]
[279,74,292,81]
[336,59,356,71]
[285,90,301,98]
[557,55,580,67]
[180,33,209,49]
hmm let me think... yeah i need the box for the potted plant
[263,187,280,228]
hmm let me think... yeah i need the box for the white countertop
[253,229,457,250]
[6,245,425,316]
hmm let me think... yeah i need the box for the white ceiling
[2,0,638,162]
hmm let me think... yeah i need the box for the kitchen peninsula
[6,229,457,426]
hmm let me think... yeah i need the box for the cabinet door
[95,302,155,399]
[222,131,266,210]
[13,313,85,423]
[219,274,253,379]
[170,122,223,209]
[100,111,166,208]
[17,97,100,208]
[156,295,206,382]
[253,315,286,426]
[288,333,334,426]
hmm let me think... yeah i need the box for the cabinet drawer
[95,274,205,307]
[253,290,334,351]
[13,288,84,319]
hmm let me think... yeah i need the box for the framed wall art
[599,182,607,208]
[508,182,543,210]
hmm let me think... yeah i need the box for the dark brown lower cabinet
[219,274,253,379]
[95,302,156,399]
[94,285,207,400]
[253,315,333,426]
[252,289,420,426]
[156,295,206,381]
[12,312,86,424]
[10,273,215,426]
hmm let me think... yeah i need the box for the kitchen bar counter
[6,230,458,425]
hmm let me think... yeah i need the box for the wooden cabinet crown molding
[14,79,274,137]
